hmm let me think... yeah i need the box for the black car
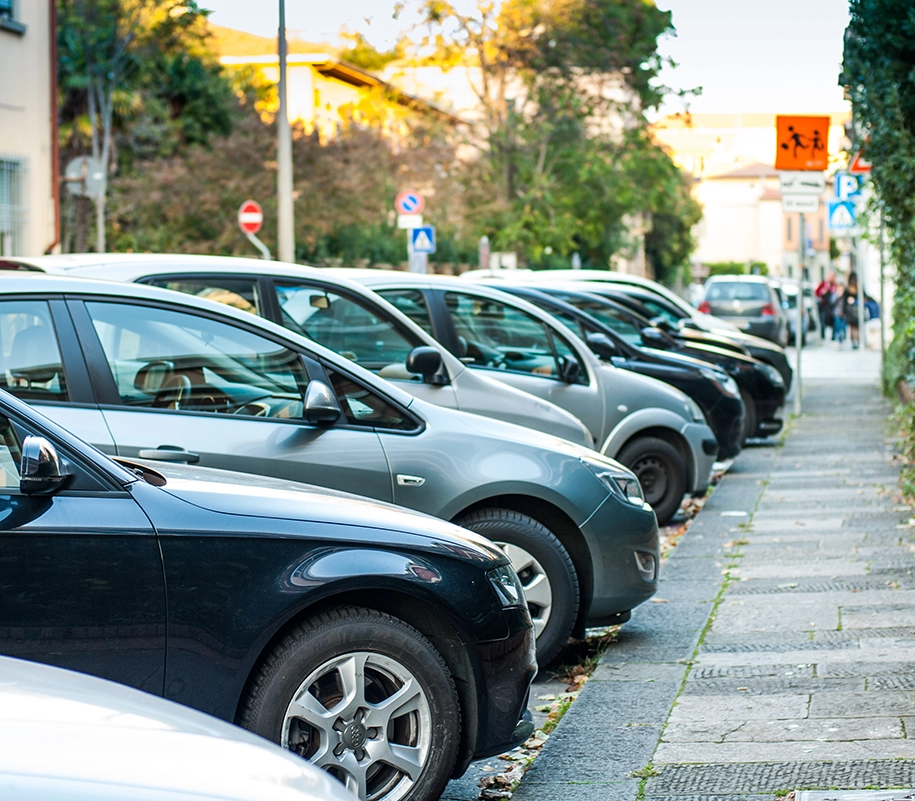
[0,388,536,801]
[527,286,787,443]
[496,286,746,459]
[581,283,794,391]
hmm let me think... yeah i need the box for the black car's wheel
[739,387,758,445]
[456,509,578,666]
[239,607,459,801]
[616,436,686,526]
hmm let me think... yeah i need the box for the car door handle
[396,474,425,487]
[137,446,200,464]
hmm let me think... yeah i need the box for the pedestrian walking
[844,272,860,349]
[832,283,847,345]
[815,272,837,338]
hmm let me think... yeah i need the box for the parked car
[0,274,658,666]
[0,255,593,448]
[699,275,790,347]
[493,285,746,459]
[0,388,538,801]
[331,271,719,526]
[0,655,355,801]
[521,285,787,443]
[774,278,821,345]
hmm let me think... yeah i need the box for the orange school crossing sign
[775,115,830,171]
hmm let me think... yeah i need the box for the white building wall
[0,0,55,256]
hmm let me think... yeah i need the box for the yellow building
[0,0,57,256]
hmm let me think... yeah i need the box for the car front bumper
[680,420,718,494]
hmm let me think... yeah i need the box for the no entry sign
[394,189,425,215]
[238,200,264,235]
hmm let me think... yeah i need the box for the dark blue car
[0,388,536,801]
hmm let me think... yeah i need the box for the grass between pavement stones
[476,461,734,800]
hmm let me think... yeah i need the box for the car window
[0,414,21,489]
[558,297,643,346]
[325,367,418,431]
[706,282,769,302]
[443,291,571,380]
[85,302,307,420]
[375,289,434,335]
[275,282,419,373]
[638,297,682,325]
[143,277,262,315]
[0,301,69,402]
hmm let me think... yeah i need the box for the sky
[199,0,852,116]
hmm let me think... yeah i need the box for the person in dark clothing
[844,273,860,349]
[815,272,837,338]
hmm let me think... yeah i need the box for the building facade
[0,0,57,256]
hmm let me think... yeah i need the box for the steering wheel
[152,374,192,410]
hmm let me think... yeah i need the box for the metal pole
[879,206,886,371]
[794,212,804,416]
[276,0,294,263]
[856,243,866,349]
[245,232,272,261]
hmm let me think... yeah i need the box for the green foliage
[704,261,768,277]
[338,32,404,71]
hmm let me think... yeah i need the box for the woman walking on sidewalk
[844,272,861,349]
[833,283,847,345]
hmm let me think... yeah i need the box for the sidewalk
[513,344,915,801]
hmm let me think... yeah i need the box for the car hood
[594,361,694,420]
[126,459,505,563]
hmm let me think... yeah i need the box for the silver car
[331,270,719,526]
[0,274,658,665]
[2,254,593,449]
[0,656,354,801]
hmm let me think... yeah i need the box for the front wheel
[616,436,687,526]
[456,508,579,666]
[739,387,758,445]
[238,607,460,801]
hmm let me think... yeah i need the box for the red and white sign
[238,200,264,235]
[848,151,872,175]
[394,189,425,215]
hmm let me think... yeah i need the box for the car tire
[456,508,578,666]
[739,387,758,445]
[616,436,687,526]
[238,607,460,801]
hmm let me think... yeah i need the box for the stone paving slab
[662,716,904,743]
[654,739,915,764]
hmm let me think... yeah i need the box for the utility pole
[794,213,805,417]
[879,205,886,372]
[276,0,294,263]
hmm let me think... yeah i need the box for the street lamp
[277,0,294,263]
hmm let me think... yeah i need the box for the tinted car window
[376,289,435,335]
[0,414,21,489]
[85,302,306,420]
[557,297,643,346]
[275,282,417,372]
[0,301,68,402]
[144,277,262,316]
[444,292,574,381]
[706,282,769,302]
[326,368,418,431]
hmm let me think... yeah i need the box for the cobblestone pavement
[513,345,915,801]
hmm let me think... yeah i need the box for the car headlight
[685,397,706,423]
[581,458,645,506]
[487,564,526,607]
[758,363,785,387]
[699,367,739,398]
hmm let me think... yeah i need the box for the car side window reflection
[0,414,21,489]
[274,282,418,375]
[0,301,69,402]
[443,292,568,381]
[144,277,262,316]
[325,368,418,432]
[375,289,435,336]
[85,302,307,420]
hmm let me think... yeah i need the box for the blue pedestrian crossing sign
[827,200,856,233]
[411,226,436,254]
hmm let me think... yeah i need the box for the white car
[0,656,355,801]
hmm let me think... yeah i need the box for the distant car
[699,276,789,347]
[0,655,355,801]
[0,274,659,667]
[0,254,593,448]
[492,284,746,459]
[331,270,719,526]
[775,278,821,345]
[0,387,538,801]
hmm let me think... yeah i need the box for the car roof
[0,273,419,409]
[2,253,305,273]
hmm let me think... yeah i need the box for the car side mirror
[558,355,581,384]
[406,346,447,385]
[585,331,618,360]
[650,316,675,333]
[641,327,667,348]
[20,436,73,496]
[303,381,341,424]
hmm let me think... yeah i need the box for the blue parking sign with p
[411,226,436,254]
[834,172,862,200]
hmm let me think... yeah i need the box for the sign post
[238,200,271,260]
[776,115,830,417]
[395,189,427,273]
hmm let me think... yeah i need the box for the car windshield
[553,295,643,346]
[706,282,769,302]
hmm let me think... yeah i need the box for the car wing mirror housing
[585,331,618,359]
[303,381,342,424]
[20,436,73,496]
[641,327,667,347]
[558,355,581,384]
[406,346,448,385]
